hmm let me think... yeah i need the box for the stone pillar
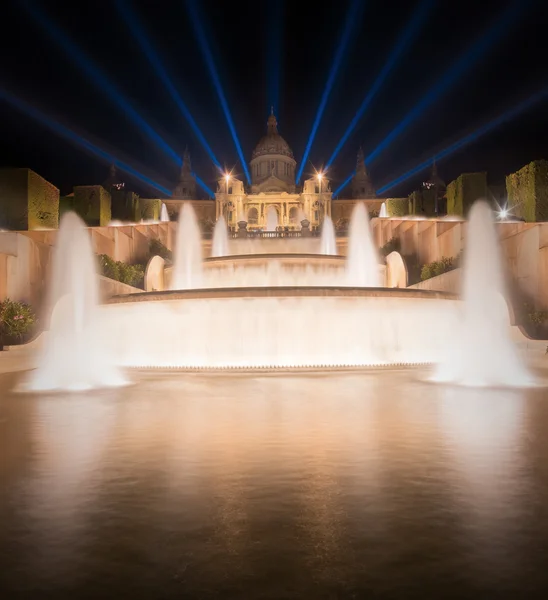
[238,220,248,238]
[301,219,310,237]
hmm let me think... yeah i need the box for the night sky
[0,0,546,197]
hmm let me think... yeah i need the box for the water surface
[1,369,548,598]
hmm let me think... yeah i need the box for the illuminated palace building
[164,110,383,230]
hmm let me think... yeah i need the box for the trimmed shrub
[420,256,458,281]
[149,239,173,262]
[385,198,408,217]
[506,160,548,222]
[380,237,401,258]
[140,198,162,221]
[446,172,487,216]
[99,254,145,289]
[0,299,36,345]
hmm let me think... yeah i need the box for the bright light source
[224,173,231,183]
[499,208,509,219]
[317,172,324,182]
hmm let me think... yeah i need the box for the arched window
[248,207,259,225]
[228,187,233,194]
[289,207,298,225]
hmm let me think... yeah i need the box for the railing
[227,230,324,239]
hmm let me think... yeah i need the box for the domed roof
[252,112,294,160]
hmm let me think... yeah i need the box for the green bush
[420,256,458,281]
[99,254,145,289]
[0,299,36,343]
[380,236,401,257]
[385,198,408,217]
[149,239,173,262]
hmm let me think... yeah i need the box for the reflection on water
[1,370,548,597]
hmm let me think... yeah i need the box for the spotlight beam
[267,0,283,117]
[333,171,355,198]
[21,0,180,167]
[0,88,172,196]
[376,88,548,195]
[192,172,215,199]
[186,0,251,185]
[115,0,221,169]
[326,0,433,169]
[296,0,365,184]
[366,0,529,165]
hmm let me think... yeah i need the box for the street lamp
[224,173,231,221]
[317,171,324,227]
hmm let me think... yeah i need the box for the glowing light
[186,0,251,184]
[296,0,365,184]
[0,88,172,196]
[326,0,433,168]
[376,87,548,195]
[22,0,180,166]
[366,0,528,165]
[498,208,509,220]
[225,173,231,184]
[317,172,324,182]
[115,0,221,169]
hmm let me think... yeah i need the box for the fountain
[346,202,381,287]
[22,212,128,392]
[266,206,279,231]
[171,203,203,290]
[379,202,388,218]
[432,200,534,387]
[320,215,337,255]
[160,203,170,222]
[211,215,229,257]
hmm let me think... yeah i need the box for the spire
[180,147,192,179]
[356,147,366,173]
[109,163,117,177]
[267,110,278,135]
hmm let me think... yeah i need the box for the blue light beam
[0,87,172,196]
[376,88,548,195]
[21,0,180,166]
[115,0,221,170]
[326,0,433,169]
[296,0,365,184]
[267,0,283,117]
[332,171,356,198]
[192,172,215,199]
[186,0,251,184]
[366,0,529,165]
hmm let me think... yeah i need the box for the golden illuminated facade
[216,111,332,230]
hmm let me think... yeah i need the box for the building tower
[249,108,296,193]
[351,147,375,198]
[173,148,197,199]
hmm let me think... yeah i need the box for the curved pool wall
[98,288,461,369]
[164,254,387,289]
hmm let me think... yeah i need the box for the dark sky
[0,0,547,197]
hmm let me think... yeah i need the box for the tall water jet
[432,200,534,387]
[379,202,388,218]
[320,215,337,255]
[22,212,128,392]
[266,206,279,230]
[346,202,381,287]
[171,202,203,289]
[211,215,229,257]
[160,203,170,222]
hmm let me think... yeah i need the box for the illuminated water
[211,215,229,257]
[347,202,381,287]
[379,202,388,217]
[433,201,534,387]
[320,214,337,255]
[20,213,126,392]
[1,369,548,597]
[171,203,203,290]
[160,203,169,222]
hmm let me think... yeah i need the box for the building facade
[215,111,332,230]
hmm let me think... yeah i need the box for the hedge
[446,172,487,216]
[506,160,548,222]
